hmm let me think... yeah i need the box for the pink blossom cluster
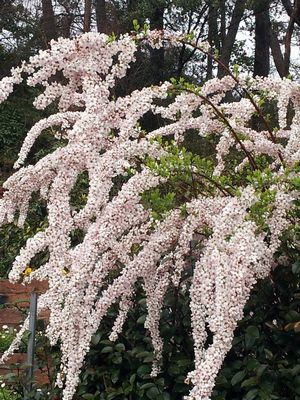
[0,31,298,400]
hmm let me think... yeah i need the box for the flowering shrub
[0,30,299,400]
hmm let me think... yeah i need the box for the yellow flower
[23,266,32,276]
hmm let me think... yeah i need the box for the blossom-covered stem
[176,38,282,147]
[0,30,297,400]
[187,39,285,164]
[179,86,258,170]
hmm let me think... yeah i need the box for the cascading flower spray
[0,30,298,400]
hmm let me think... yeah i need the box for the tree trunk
[270,29,285,77]
[283,17,295,76]
[41,0,57,47]
[83,0,92,32]
[150,6,165,84]
[253,0,270,77]
[95,0,108,33]
[282,0,300,26]
[207,2,219,80]
[60,14,73,38]
[217,0,246,77]
[219,0,226,47]
[270,0,298,77]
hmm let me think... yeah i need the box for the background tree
[217,0,247,77]
[253,0,270,77]
[41,0,57,45]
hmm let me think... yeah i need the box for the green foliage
[142,189,176,221]
[1,118,298,398]
[107,32,117,44]
[0,327,16,353]
[143,139,232,220]
[0,120,298,400]
[3,260,297,400]
[70,171,89,211]
[0,386,17,400]
[0,86,41,172]
[0,196,48,278]
[133,19,141,32]
[248,186,276,230]
[65,284,194,400]
[2,190,299,400]
[213,259,300,400]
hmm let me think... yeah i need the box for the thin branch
[172,38,285,164]
[174,86,258,170]
[194,172,234,197]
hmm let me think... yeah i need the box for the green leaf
[107,32,117,43]
[256,365,268,377]
[231,370,246,386]
[143,354,154,363]
[216,374,228,385]
[82,394,95,400]
[146,387,160,399]
[100,339,113,345]
[241,377,257,388]
[168,364,181,376]
[91,333,101,345]
[291,177,300,189]
[101,346,113,353]
[137,314,147,324]
[245,326,260,348]
[243,388,259,400]
[137,364,151,377]
[232,360,243,369]
[112,353,122,364]
[107,393,119,400]
[292,261,300,274]
[264,349,273,360]
[177,358,192,367]
[111,369,119,384]
[246,358,260,371]
[132,19,140,32]
[157,394,171,400]
[233,64,239,78]
[138,297,146,306]
[136,351,151,359]
[129,374,136,385]
[115,343,125,352]
[246,325,259,339]
[285,310,300,322]
[140,383,156,390]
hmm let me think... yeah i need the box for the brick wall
[0,279,48,326]
[0,279,50,384]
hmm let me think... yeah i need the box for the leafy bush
[0,31,299,400]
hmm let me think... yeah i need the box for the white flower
[0,31,296,400]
